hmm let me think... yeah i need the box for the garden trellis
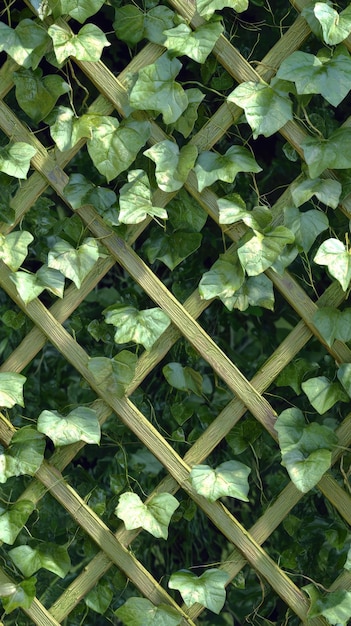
[0,0,351,624]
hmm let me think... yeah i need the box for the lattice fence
[0,0,351,624]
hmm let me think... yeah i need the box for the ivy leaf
[0,501,35,545]
[337,363,351,398]
[168,569,229,614]
[104,306,170,350]
[13,68,70,123]
[87,116,150,182]
[64,173,118,224]
[115,492,179,539]
[172,88,205,138]
[226,273,274,311]
[314,238,351,291]
[50,0,106,23]
[0,142,36,179]
[301,376,348,414]
[85,580,113,615]
[163,362,203,396]
[47,237,99,289]
[277,46,351,107]
[313,307,351,346]
[129,54,188,124]
[227,79,293,138]
[291,177,341,209]
[49,107,96,152]
[218,199,272,230]
[163,19,223,63]
[313,2,351,46]
[144,141,198,193]
[168,189,207,232]
[301,128,351,179]
[119,170,168,223]
[194,145,261,192]
[304,584,351,625]
[115,598,182,626]
[237,226,295,276]
[144,229,202,270]
[48,23,110,64]
[0,373,26,408]
[199,254,245,304]
[0,19,49,69]
[276,358,318,395]
[0,577,36,614]
[0,427,45,483]
[113,5,175,46]
[196,0,248,20]
[8,543,70,578]
[275,408,338,492]
[10,266,65,304]
[189,461,251,502]
[283,207,328,253]
[88,351,137,398]
[226,417,263,455]
[0,231,33,271]
[37,407,101,446]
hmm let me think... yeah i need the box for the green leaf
[88,351,137,397]
[115,598,182,626]
[237,226,295,276]
[164,19,223,63]
[301,376,348,414]
[37,406,101,446]
[163,362,203,396]
[144,229,202,270]
[277,46,351,107]
[189,461,251,502]
[199,254,245,305]
[48,23,110,64]
[85,580,113,615]
[226,418,262,455]
[113,5,175,46]
[13,68,70,123]
[196,0,248,20]
[291,177,341,209]
[0,142,36,179]
[10,266,65,304]
[47,237,99,289]
[51,0,106,23]
[9,543,70,578]
[304,584,351,625]
[0,427,45,483]
[167,188,207,232]
[0,231,33,271]
[49,107,96,152]
[115,492,179,539]
[64,173,118,223]
[275,408,338,492]
[144,141,198,193]
[228,79,293,138]
[313,307,351,346]
[337,363,351,398]
[87,116,150,182]
[218,199,272,230]
[195,145,261,192]
[129,54,188,124]
[344,546,351,571]
[0,577,36,614]
[104,306,170,350]
[314,2,351,45]
[172,88,205,138]
[0,500,35,545]
[276,358,318,395]
[0,372,26,408]
[314,238,351,291]
[119,170,167,223]
[283,206,328,253]
[301,128,351,179]
[225,273,274,311]
[0,19,50,69]
[168,569,229,614]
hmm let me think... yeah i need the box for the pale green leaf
[226,273,274,311]
[47,237,99,289]
[49,107,96,152]
[218,199,272,230]
[88,351,137,398]
[35,265,65,298]
[0,373,26,408]
[301,376,348,414]
[284,206,328,253]
[50,0,106,23]
[313,307,344,346]
[0,142,36,179]
[144,141,198,192]
[228,80,293,138]
[13,68,70,123]
[113,5,175,46]
[37,407,101,446]
[104,306,170,350]
[64,173,117,217]
[115,598,182,626]
[119,170,167,223]
[0,577,36,614]
[291,177,341,209]
[163,362,203,396]
[194,145,261,192]
[0,427,45,483]
[314,2,351,45]
[199,254,245,304]
[9,543,70,578]
[344,546,351,571]
[337,363,351,398]
[164,19,223,63]
[144,229,202,270]
[0,501,35,545]
[0,19,49,69]
[172,88,205,138]
[304,584,351,625]
[129,54,188,124]
[10,267,65,304]
[189,461,251,502]
[196,0,248,20]
[314,238,351,291]
[115,492,179,539]
[0,231,33,271]
[237,226,295,276]
[168,569,229,614]
[301,127,351,179]
[48,23,110,64]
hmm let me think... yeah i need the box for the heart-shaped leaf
[284,206,329,253]
[115,492,179,539]
[0,501,35,545]
[199,254,245,303]
[0,577,36,614]
[88,351,137,398]
[144,141,198,193]
[13,68,70,123]
[48,237,99,289]
[0,373,26,408]
[0,142,36,179]
[163,362,203,396]
[115,598,182,626]
[194,145,261,192]
[301,127,351,179]
[304,584,351,625]
[144,229,202,270]
[238,226,295,276]
[0,231,33,271]
[189,460,251,502]
[196,0,248,20]
[37,407,101,446]
[0,19,49,69]
[314,238,351,291]
[50,0,106,23]
[168,569,229,614]
[301,376,348,414]
[313,2,351,45]
[119,170,167,223]
[163,19,223,63]
[104,306,170,350]
[48,23,110,64]
[0,427,45,483]
[9,543,70,578]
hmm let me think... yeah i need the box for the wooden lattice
[1,0,351,624]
